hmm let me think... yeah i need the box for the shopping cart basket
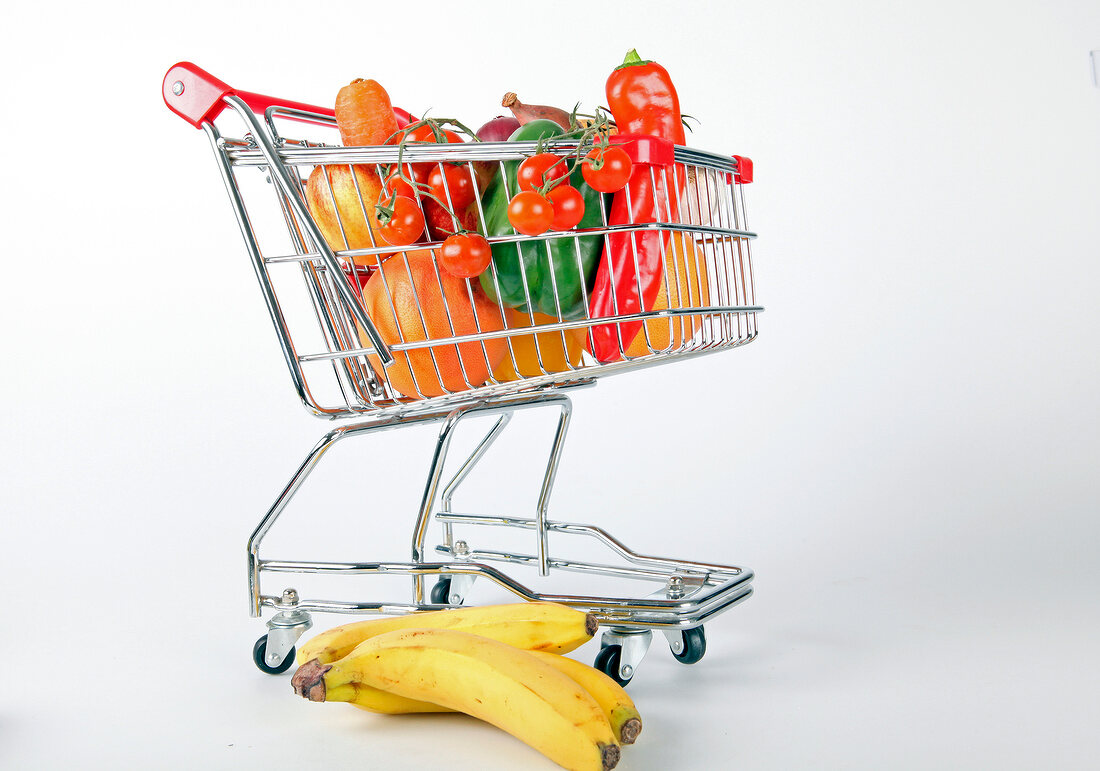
[163,62,762,684]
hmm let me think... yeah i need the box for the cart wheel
[253,634,295,675]
[594,644,633,687]
[430,577,454,605]
[671,626,706,665]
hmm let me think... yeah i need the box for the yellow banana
[293,628,620,771]
[296,602,597,665]
[528,651,642,745]
[314,653,642,733]
[325,682,453,715]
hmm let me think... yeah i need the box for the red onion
[476,115,522,142]
[472,116,522,191]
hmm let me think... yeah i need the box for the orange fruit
[623,232,710,357]
[358,249,507,398]
[494,310,587,382]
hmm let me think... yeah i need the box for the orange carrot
[335,79,400,147]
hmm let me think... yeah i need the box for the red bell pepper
[588,49,686,363]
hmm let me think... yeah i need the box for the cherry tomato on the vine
[386,161,430,186]
[406,124,463,145]
[582,146,633,193]
[546,184,586,230]
[427,163,476,209]
[438,233,492,278]
[384,171,417,200]
[507,191,554,236]
[377,195,425,247]
[517,153,569,193]
[398,125,464,191]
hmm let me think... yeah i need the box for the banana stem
[619,716,642,745]
[291,659,331,702]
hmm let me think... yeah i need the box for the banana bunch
[291,603,642,771]
[296,601,597,665]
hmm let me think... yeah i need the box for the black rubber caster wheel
[253,634,295,675]
[430,577,453,604]
[594,644,633,687]
[671,626,706,665]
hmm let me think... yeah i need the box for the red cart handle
[162,62,415,129]
[732,155,753,184]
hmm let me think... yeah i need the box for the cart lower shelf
[249,390,753,684]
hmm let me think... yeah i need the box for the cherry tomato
[546,184,586,230]
[427,163,476,209]
[582,146,633,193]
[384,171,417,200]
[439,233,492,278]
[386,161,430,185]
[377,195,425,247]
[517,153,569,193]
[507,191,554,236]
[406,124,463,145]
[398,126,463,190]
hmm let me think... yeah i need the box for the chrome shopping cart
[163,62,761,684]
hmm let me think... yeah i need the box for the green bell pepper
[478,119,604,320]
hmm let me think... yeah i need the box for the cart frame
[164,62,761,682]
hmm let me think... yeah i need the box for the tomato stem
[374,199,394,225]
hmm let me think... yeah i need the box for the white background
[2,1,1098,769]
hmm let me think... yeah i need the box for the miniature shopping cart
[163,62,761,684]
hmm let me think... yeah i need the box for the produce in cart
[304,164,391,264]
[502,91,572,129]
[624,231,710,356]
[304,78,409,265]
[471,114,521,188]
[334,78,401,147]
[402,122,484,240]
[494,310,587,381]
[479,119,605,320]
[357,249,507,398]
[587,49,688,362]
